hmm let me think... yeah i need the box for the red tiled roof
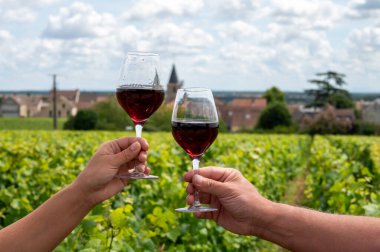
[230,98,267,108]
[77,93,110,109]
[50,89,79,102]
[214,97,225,107]
[12,95,44,107]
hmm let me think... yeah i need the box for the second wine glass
[171,88,219,212]
[116,52,164,180]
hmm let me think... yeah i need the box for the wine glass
[171,88,219,212]
[116,52,164,180]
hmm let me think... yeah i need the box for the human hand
[73,137,149,206]
[185,167,275,236]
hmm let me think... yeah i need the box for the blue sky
[1,0,380,92]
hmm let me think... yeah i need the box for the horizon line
[1,89,380,94]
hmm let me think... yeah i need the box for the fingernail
[193,175,203,186]
[131,142,140,151]
[137,164,145,172]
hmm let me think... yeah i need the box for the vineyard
[0,131,379,251]
[0,118,65,130]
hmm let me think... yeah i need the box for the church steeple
[166,63,183,103]
[169,64,179,84]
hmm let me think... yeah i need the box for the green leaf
[110,207,128,228]
[167,229,180,242]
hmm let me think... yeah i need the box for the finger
[138,151,148,163]
[186,184,212,202]
[118,164,131,175]
[117,160,146,177]
[111,142,141,166]
[186,183,195,194]
[144,166,151,175]
[119,177,131,186]
[105,177,129,197]
[192,174,228,198]
[118,160,132,171]
[137,138,149,151]
[136,163,146,173]
[186,193,211,205]
[194,212,213,220]
[184,167,231,183]
[114,137,149,151]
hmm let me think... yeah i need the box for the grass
[0,118,66,130]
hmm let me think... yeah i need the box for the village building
[361,99,380,124]
[220,98,267,132]
[0,96,20,117]
[0,95,48,117]
[77,92,109,110]
[294,104,356,131]
[0,89,109,118]
[287,104,305,123]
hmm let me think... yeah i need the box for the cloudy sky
[1,0,380,92]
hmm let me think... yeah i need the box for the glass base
[116,173,159,180]
[175,205,218,213]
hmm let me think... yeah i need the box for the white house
[0,97,20,117]
[362,99,380,124]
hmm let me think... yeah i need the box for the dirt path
[277,136,313,252]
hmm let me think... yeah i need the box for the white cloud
[345,0,380,19]
[216,20,333,77]
[212,1,337,78]
[2,8,37,23]
[347,24,380,54]
[0,0,60,7]
[218,20,259,40]
[355,0,380,10]
[0,29,12,41]
[42,2,117,39]
[0,0,60,24]
[1,0,380,91]
[138,23,214,55]
[214,0,264,20]
[269,0,342,30]
[122,0,204,20]
[2,1,213,84]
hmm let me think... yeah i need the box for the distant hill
[213,91,380,104]
[1,90,379,104]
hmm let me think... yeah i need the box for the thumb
[192,174,227,197]
[112,141,141,166]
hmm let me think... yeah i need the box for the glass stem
[135,124,143,138]
[192,158,201,208]
[132,124,143,175]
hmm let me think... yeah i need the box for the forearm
[255,203,380,252]
[0,183,94,252]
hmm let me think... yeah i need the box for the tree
[218,116,229,133]
[256,102,292,130]
[306,71,353,108]
[328,91,354,109]
[263,86,285,104]
[94,97,133,131]
[144,106,172,132]
[64,109,98,130]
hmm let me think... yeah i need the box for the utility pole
[52,74,57,130]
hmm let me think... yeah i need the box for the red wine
[172,121,218,158]
[116,87,165,124]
